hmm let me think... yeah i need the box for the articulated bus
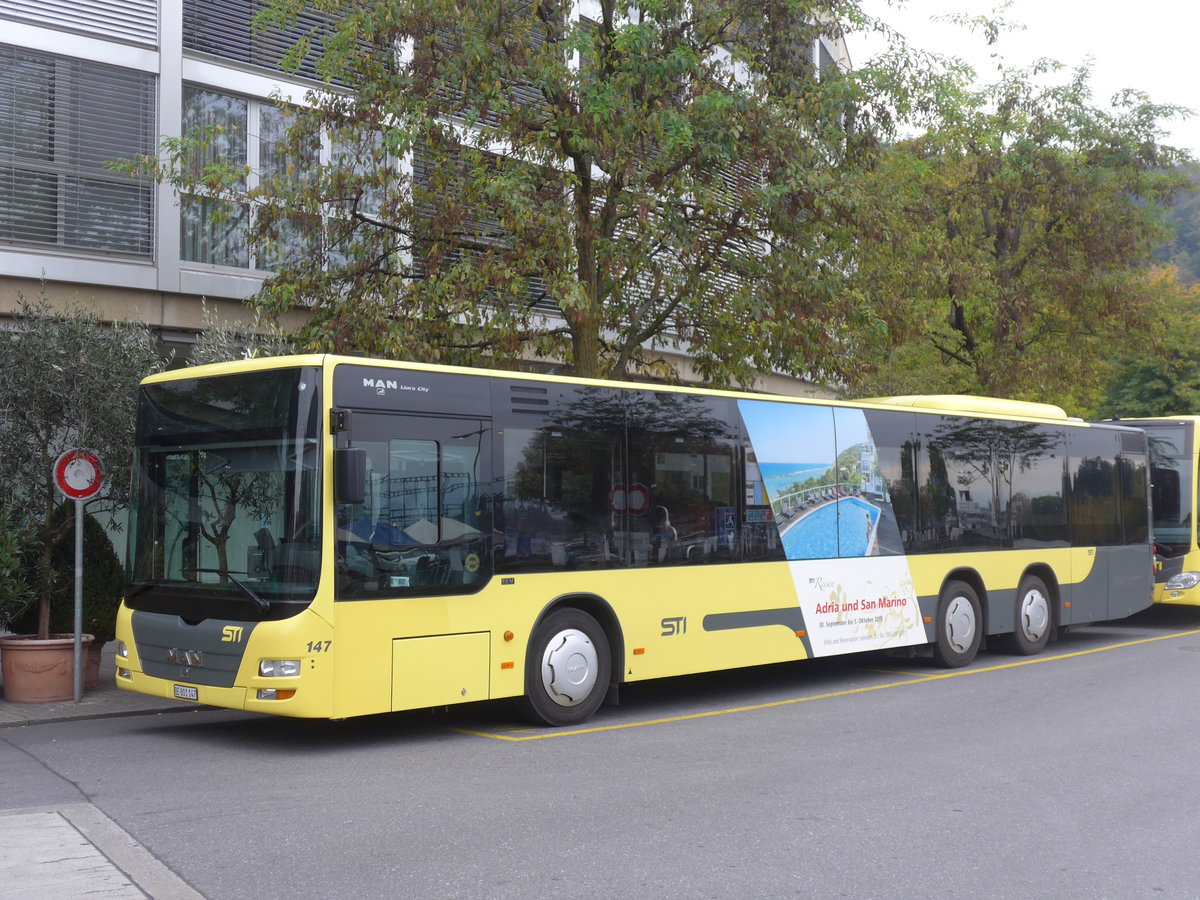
[1105,416,1200,605]
[115,356,1154,725]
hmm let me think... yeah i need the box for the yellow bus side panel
[599,564,816,680]
[327,549,1102,717]
[391,633,490,711]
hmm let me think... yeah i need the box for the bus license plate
[173,684,199,701]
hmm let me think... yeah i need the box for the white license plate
[173,684,199,701]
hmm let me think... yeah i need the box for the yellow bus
[115,356,1154,725]
[1105,416,1200,605]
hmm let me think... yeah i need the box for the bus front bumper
[1157,572,1200,605]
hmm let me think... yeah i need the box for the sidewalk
[0,642,206,898]
[0,640,196,729]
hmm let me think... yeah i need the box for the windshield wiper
[124,580,165,602]
[182,568,270,616]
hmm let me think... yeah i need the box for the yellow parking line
[851,666,929,678]
[455,627,1200,742]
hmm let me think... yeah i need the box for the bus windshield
[1139,422,1194,557]
[125,367,322,620]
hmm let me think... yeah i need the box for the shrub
[8,505,124,643]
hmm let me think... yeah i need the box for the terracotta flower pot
[0,633,94,703]
[85,639,106,690]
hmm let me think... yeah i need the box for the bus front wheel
[1008,575,1052,655]
[933,580,981,668]
[523,608,611,727]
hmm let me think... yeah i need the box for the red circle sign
[627,483,650,516]
[54,450,104,501]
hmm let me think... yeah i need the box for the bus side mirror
[334,447,366,505]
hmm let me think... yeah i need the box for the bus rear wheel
[1008,575,1052,655]
[933,580,981,668]
[523,608,611,727]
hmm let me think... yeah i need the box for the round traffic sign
[54,450,104,501]
[627,483,650,516]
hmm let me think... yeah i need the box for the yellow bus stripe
[455,627,1200,742]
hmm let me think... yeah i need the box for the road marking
[455,627,1200,742]
[850,666,929,678]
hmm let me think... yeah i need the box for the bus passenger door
[335,412,493,597]
[334,411,495,715]
[1110,438,1153,618]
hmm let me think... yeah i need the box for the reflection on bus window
[335,417,490,598]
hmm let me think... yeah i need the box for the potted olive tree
[0,507,41,699]
[5,505,125,689]
[0,509,34,634]
[0,293,162,701]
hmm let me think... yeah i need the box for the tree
[847,52,1194,412]
[0,508,34,630]
[141,0,898,388]
[1153,164,1200,284]
[187,299,295,367]
[7,505,126,645]
[0,295,164,638]
[1096,267,1200,417]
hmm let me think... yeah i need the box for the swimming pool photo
[781,496,881,559]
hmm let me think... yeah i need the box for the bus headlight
[259,659,301,677]
[1165,572,1200,591]
[116,641,128,659]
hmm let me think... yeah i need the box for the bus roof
[1101,415,1200,425]
[862,395,1069,421]
[146,356,1084,424]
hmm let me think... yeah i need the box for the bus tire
[1008,575,1052,655]
[933,580,981,668]
[523,608,611,727]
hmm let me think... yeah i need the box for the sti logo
[661,616,687,637]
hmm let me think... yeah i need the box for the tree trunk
[37,467,54,640]
[572,323,602,380]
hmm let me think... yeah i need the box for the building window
[180,85,316,271]
[0,45,155,257]
[183,0,342,83]
[0,0,158,47]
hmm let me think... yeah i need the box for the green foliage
[0,291,165,637]
[1154,165,1200,284]
[187,299,296,367]
[0,509,34,629]
[1096,269,1200,417]
[847,51,1195,411]
[8,506,125,644]
[135,0,910,388]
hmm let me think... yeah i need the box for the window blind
[0,45,156,256]
[182,0,338,82]
[0,0,157,48]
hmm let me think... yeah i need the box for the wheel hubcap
[540,628,598,708]
[945,595,976,654]
[1019,587,1050,642]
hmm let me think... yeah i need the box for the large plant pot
[85,639,106,690]
[0,633,94,703]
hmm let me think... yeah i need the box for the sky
[853,0,1200,158]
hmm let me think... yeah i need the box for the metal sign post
[53,450,104,702]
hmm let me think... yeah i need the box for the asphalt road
[5,604,1200,899]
